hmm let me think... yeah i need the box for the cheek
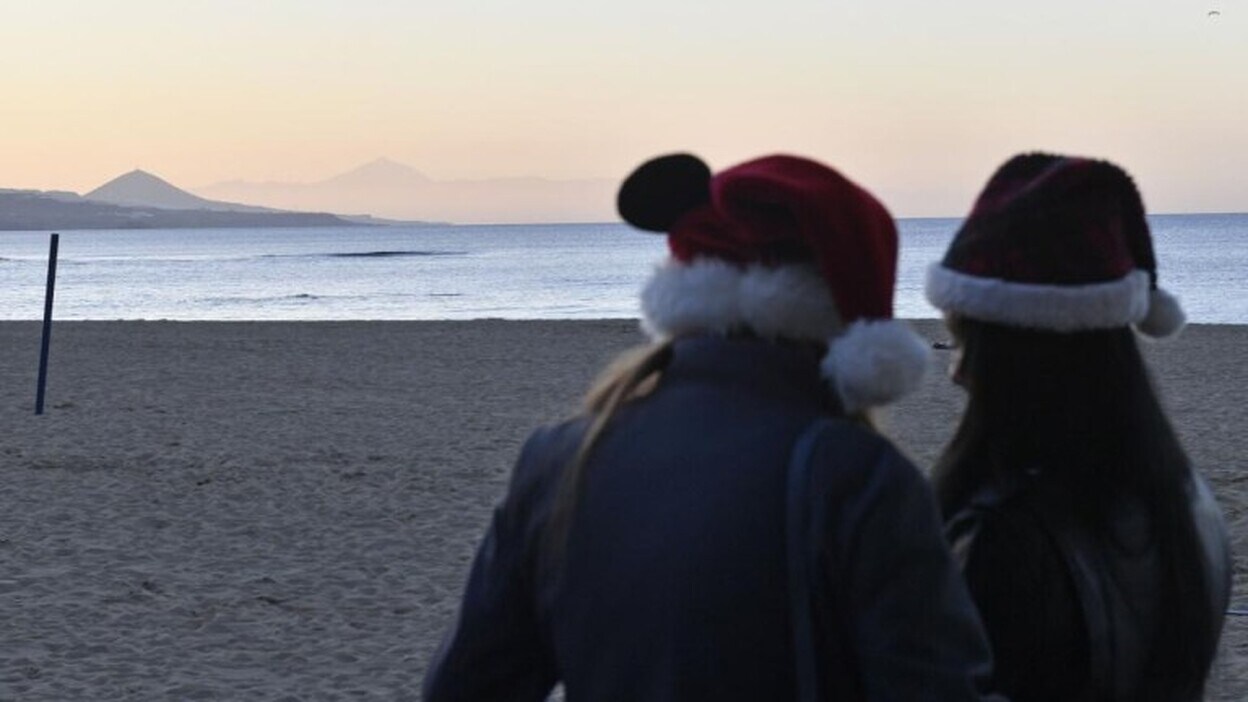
[948,348,967,387]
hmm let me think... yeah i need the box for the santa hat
[617,153,929,413]
[925,153,1185,337]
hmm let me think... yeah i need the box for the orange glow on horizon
[2,1,1244,218]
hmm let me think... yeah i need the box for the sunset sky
[3,0,1244,217]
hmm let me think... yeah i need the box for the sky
[2,0,1244,217]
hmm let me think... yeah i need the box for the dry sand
[1,320,1244,700]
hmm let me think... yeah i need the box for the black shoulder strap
[945,483,1012,568]
[1024,500,1115,699]
[1189,473,1232,623]
[947,481,1113,699]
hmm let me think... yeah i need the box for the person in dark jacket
[925,153,1232,701]
[424,153,1001,701]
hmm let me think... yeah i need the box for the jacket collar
[663,335,842,414]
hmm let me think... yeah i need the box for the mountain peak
[323,158,431,187]
[364,157,402,168]
[100,168,175,189]
[86,169,207,208]
[359,157,419,173]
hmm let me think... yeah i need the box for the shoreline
[2,319,1244,698]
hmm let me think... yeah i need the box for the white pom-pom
[821,319,931,413]
[1135,287,1186,338]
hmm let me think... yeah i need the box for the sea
[1,214,1246,324]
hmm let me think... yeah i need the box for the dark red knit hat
[618,153,929,411]
[925,153,1184,337]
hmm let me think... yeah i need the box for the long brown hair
[932,317,1216,699]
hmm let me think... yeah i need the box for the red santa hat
[617,153,929,413]
[925,152,1185,337]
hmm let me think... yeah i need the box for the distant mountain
[79,167,442,227]
[0,181,354,231]
[320,158,433,189]
[85,169,281,213]
[195,158,616,224]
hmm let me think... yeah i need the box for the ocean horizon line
[3,210,1248,234]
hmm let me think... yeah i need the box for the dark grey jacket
[424,336,1000,701]
[948,470,1231,701]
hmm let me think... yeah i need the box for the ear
[617,153,711,232]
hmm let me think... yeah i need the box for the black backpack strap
[1190,473,1232,629]
[945,479,1029,568]
[1026,501,1114,699]
[947,479,1113,699]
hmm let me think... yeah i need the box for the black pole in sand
[35,233,60,415]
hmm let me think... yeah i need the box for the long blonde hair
[542,335,881,564]
[543,340,675,560]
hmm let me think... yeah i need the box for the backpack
[947,473,1230,701]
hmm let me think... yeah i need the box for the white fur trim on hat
[639,258,841,341]
[925,264,1152,332]
[1136,287,1186,338]
[822,320,931,414]
[640,258,928,411]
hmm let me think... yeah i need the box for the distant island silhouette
[0,169,443,231]
[1,159,617,230]
[196,158,616,225]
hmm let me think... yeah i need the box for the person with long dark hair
[925,153,1232,701]
[423,153,1003,701]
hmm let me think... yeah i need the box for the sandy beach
[1,319,1244,700]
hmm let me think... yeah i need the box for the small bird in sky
[1208,9,1221,17]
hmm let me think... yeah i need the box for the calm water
[1,215,1246,323]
